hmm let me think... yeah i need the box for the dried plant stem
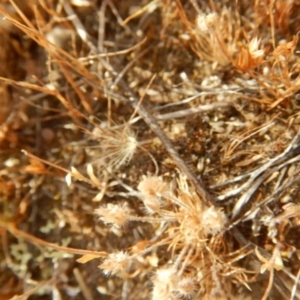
[63,1,97,53]
[121,0,160,26]
[232,172,300,226]
[291,267,300,300]
[78,37,147,62]
[232,154,300,219]
[73,268,94,300]
[156,102,231,120]
[127,93,217,207]
[216,130,300,201]
[22,150,99,187]
[8,279,55,300]
[262,268,274,300]
[231,227,290,299]
[0,218,107,257]
[110,48,150,90]
[121,280,130,300]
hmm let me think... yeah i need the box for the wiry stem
[122,81,217,207]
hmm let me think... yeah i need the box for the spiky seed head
[99,251,131,277]
[200,206,228,235]
[94,202,131,228]
[92,125,138,170]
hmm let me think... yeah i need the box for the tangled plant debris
[1,0,300,299]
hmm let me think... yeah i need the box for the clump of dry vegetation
[1,0,300,299]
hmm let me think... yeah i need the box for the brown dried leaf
[77,254,103,264]
[22,158,47,174]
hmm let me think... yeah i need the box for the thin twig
[73,268,94,300]
[156,101,231,120]
[217,130,300,201]
[0,218,107,257]
[291,267,300,300]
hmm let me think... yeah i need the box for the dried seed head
[92,124,138,170]
[173,174,228,241]
[152,267,196,299]
[152,267,178,299]
[175,277,197,298]
[94,202,131,228]
[196,12,217,33]
[200,206,228,235]
[137,176,168,214]
[99,251,131,277]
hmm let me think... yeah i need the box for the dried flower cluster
[1,1,300,300]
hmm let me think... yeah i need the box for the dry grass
[1,0,300,299]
